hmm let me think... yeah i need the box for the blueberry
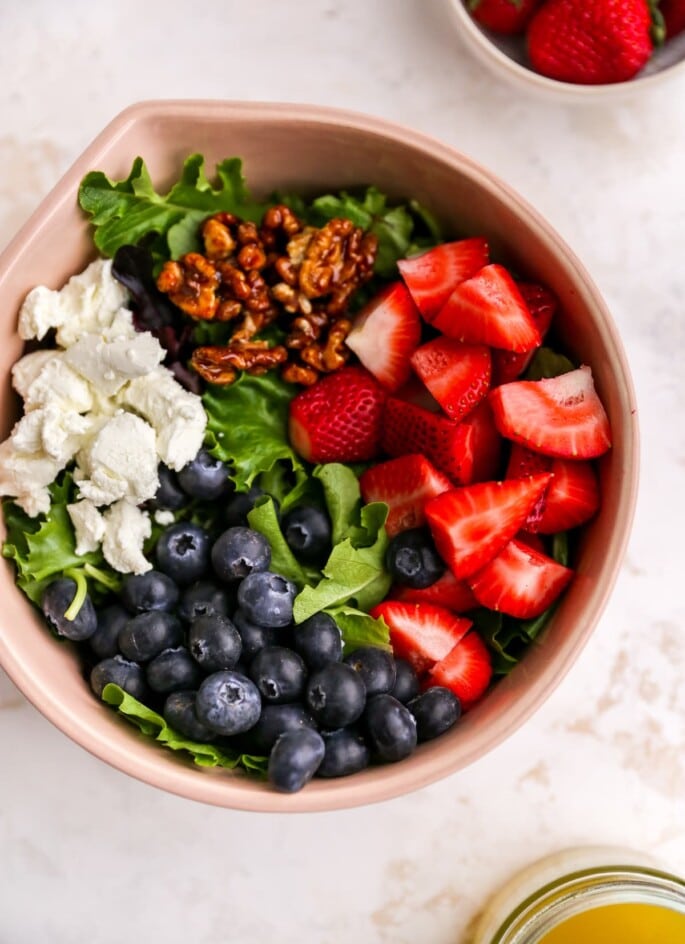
[408,687,461,741]
[223,487,265,528]
[268,728,325,794]
[249,646,306,704]
[156,522,211,585]
[317,728,370,779]
[281,505,332,565]
[385,528,445,589]
[89,604,129,659]
[188,614,242,672]
[344,646,397,697]
[292,612,343,671]
[364,694,417,763]
[146,646,202,693]
[163,691,215,742]
[151,463,187,511]
[118,611,183,662]
[246,703,317,754]
[177,448,231,500]
[390,658,421,704]
[120,570,180,614]
[90,655,147,700]
[237,571,297,628]
[195,670,262,736]
[211,527,271,583]
[178,580,232,623]
[305,662,366,728]
[233,608,279,661]
[41,578,97,641]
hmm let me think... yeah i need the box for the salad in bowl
[0,102,637,810]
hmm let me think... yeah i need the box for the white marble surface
[1,2,685,942]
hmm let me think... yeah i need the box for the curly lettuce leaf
[312,463,362,547]
[2,476,120,606]
[292,501,391,622]
[328,604,391,655]
[78,155,267,261]
[525,347,576,381]
[203,371,306,494]
[246,497,319,590]
[101,684,267,774]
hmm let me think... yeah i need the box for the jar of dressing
[470,847,685,944]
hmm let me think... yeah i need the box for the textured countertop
[1,2,684,942]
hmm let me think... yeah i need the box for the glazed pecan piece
[156,253,221,320]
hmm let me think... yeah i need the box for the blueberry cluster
[39,452,461,793]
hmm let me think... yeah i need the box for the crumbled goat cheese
[101,501,152,575]
[153,509,176,526]
[67,499,106,555]
[1,258,209,574]
[74,412,159,506]
[118,367,207,471]
[18,258,129,346]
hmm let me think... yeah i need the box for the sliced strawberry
[370,600,472,674]
[397,237,489,322]
[489,366,612,459]
[432,264,541,353]
[505,442,553,530]
[410,337,491,423]
[535,459,600,534]
[424,473,552,579]
[359,453,452,537]
[514,531,547,554]
[345,281,422,392]
[288,365,386,463]
[427,631,493,710]
[491,282,557,385]
[468,537,573,619]
[389,570,479,613]
[381,397,502,486]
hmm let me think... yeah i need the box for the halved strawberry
[345,281,422,392]
[410,337,491,423]
[397,237,489,322]
[288,365,386,463]
[468,537,573,619]
[432,264,541,353]
[427,631,493,710]
[424,473,552,579]
[381,397,502,486]
[359,453,452,537]
[489,366,612,459]
[370,600,472,674]
[491,282,557,385]
[535,459,600,533]
[389,570,479,613]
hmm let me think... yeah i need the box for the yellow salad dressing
[537,902,685,944]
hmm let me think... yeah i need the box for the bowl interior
[0,101,638,811]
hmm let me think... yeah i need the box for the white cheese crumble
[118,367,207,471]
[101,501,152,575]
[0,257,209,574]
[67,499,106,555]
[18,258,130,346]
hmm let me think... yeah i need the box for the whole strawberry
[288,366,386,463]
[660,0,685,37]
[527,0,655,84]
[468,0,541,34]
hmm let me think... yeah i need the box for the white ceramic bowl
[448,0,685,103]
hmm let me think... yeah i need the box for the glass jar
[471,847,685,944]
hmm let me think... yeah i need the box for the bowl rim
[446,0,685,102]
[0,99,640,811]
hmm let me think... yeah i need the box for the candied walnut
[282,361,319,386]
[260,204,303,253]
[191,342,288,385]
[216,263,274,316]
[201,213,239,261]
[156,253,221,320]
[299,317,352,374]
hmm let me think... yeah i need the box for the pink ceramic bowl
[0,101,638,812]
